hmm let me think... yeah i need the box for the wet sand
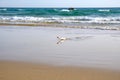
[0,25,120,80]
[0,61,120,80]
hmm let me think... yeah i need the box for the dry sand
[0,61,120,80]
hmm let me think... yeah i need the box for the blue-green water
[0,8,120,16]
[0,8,120,30]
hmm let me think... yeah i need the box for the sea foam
[0,16,120,24]
[98,9,110,12]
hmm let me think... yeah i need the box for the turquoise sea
[0,8,120,30]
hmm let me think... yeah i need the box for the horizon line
[0,6,120,8]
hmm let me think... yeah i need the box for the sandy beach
[1,61,120,80]
[0,25,120,80]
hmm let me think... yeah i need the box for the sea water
[0,8,120,30]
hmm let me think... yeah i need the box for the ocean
[0,8,120,30]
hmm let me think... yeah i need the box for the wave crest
[98,9,110,12]
[0,16,120,24]
[0,16,120,30]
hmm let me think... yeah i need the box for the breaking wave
[98,9,110,12]
[0,16,120,24]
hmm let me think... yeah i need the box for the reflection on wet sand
[57,36,93,44]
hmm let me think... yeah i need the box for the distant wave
[18,9,24,11]
[98,9,110,12]
[60,9,70,12]
[0,8,7,11]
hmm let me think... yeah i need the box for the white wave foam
[18,9,24,11]
[0,8,7,11]
[0,16,120,30]
[98,9,110,12]
[60,9,70,12]
[0,16,120,24]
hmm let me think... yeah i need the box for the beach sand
[0,25,120,80]
[0,61,120,80]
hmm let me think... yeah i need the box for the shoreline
[1,60,120,80]
[0,23,120,30]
